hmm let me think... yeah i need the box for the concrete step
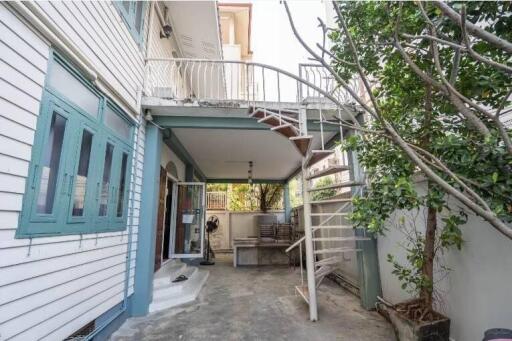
[149,267,209,313]
[152,266,198,299]
[153,260,187,290]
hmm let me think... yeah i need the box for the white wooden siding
[0,2,152,340]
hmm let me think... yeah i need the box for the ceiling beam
[206,178,286,184]
[153,116,339,132]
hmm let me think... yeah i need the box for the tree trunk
[420,76,435,312]
[421,202,437,311]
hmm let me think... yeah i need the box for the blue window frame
[16,52,135,238]
[113,1,147,47]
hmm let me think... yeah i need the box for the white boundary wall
[378,180,512,341]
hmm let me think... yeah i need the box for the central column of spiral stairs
[248,105,369,321]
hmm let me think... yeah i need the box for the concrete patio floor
[111,254,395,341]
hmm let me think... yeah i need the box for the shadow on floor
[111,254,395,341]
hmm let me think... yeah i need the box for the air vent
[180,34,194,49]
[64,320,95,340]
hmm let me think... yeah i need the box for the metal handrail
[144,58,357,109]
[285,235,305,253]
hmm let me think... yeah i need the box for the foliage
[311,176,336,201]
[206,183,228,192]
[224,183,283,212]
[331,1,512,314]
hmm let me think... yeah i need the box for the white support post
[299,107,317,321]
[301,161,318,321]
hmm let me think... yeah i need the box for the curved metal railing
[144,58,360,109]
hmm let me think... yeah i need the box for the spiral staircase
[143,58,371,321]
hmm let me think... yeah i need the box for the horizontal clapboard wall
[0,3,147,340]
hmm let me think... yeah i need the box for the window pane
[37,112,67,214]
[99,143,114,216]
[72,130,93,216]
[134,2,144,34]
[104,106,132,140]
[48,62,100,118]
[116,153,128,217]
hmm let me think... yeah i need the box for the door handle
[68,175,74,196]
[31,164,39,189]
[61,173,68,194]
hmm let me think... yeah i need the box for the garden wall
[205,210,285,251]
[377,179,512,341]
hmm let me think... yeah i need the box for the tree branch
[432,1,512,54]
[284,1,512,239]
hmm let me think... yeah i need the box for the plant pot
[377,300,450,341]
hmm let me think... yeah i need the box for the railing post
[301,159,318,321]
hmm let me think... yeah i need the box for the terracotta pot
[377,302,450,341]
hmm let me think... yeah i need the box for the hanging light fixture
[248,161,253,184]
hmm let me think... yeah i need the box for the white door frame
[169,182,206,259]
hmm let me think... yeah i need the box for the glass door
[170,182,205,258]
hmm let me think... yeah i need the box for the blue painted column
[185,164,194,182]
[131,123,162,316]
[283,182,291,223]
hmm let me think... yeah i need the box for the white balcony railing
[206,191,228,210]
[144,58,360,109]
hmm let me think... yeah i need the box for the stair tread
[271,123,300,138]
[308,181,363,192]
[252,109,299,124]
[310,212,350,216]
[315,256,345,267]
[314,247,362,255]
[312,237,371,242]
[310,198,351,205]
[305,150,335,168]
[306,165,350,180]
[295,285,310,304]
[312,225,353,230]
[289,135,313,156]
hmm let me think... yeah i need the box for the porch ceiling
[170,128,335,181]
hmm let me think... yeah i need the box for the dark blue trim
[131,123,162,316]
[153,116,339,132]
[206,178,285,184]
[90,300,130,341]
[164,130,206,181]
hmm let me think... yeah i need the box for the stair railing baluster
[277,71,282,125]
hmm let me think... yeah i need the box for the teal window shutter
[113,1,147,47]
[16,51,135,238]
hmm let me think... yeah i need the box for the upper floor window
[114,1,147,47]
[16,52,135,238]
